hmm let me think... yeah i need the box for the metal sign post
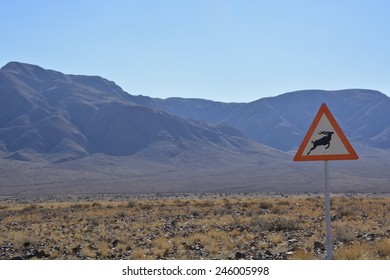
[294,103,359,260]
[324,160,332,260]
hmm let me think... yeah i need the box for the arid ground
[1,194,389,260]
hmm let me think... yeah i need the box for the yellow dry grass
[0,195,389,259]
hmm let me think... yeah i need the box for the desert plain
[1,194,389,260]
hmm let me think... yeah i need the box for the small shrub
[131,248,146,259]
[155,236,171,248]
[276,200,290,206]
[22,204,39,212]
[223,198,232,210]
[81,246,96,258]
[70,203,89,209]
[195,200,214,208]
[258,217,300,232]
[291,249,315,260]
[91,202,102,207]
[268,233,284,245]
[336,204,358,218]
[377,239,390,258]
[335,243,372,260]
[126,201,136,208]
[259,201,273,210]
[89,217,100,227]
[333,223,355,243]
[138,202,153,210]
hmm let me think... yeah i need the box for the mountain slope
[0,62,279,163]
[152,89,390,151]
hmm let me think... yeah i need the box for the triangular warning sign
[293,103,358,161]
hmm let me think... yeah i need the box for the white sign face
[302,114,349,156]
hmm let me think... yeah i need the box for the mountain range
[0,62,273,162]
[148,89,390,151]
[1,62,389,196]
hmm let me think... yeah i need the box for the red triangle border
[293,103,359,161]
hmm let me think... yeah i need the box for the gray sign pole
[324,160,332,260]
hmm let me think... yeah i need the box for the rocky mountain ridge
[1,62,275,163]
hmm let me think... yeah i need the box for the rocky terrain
[1,195,389,260]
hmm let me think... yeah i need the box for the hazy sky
[1,0,389,102]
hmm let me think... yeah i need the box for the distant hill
[151,89,390,151]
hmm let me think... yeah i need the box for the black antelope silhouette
[307,131,334,155]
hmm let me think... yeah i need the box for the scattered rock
[264,250,273,256]
[314,241,325,251]
[364,233,377,242]
[72,245,82,255]
[235,252,246,259]
[35,250,50,259]
[112,239,119,248]
[275,252,287,260]
[331,214,342,221]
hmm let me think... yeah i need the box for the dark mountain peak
[1,61,66,82]
[1,61,37,72]
[1,61,131,103]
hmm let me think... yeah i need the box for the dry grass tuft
[335,243,373,260]
[376,238,390,259]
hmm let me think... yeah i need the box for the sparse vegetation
[0,195,389,260]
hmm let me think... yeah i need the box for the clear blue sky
[1,0,389,102]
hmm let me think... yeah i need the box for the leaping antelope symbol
[307,131,334,155]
